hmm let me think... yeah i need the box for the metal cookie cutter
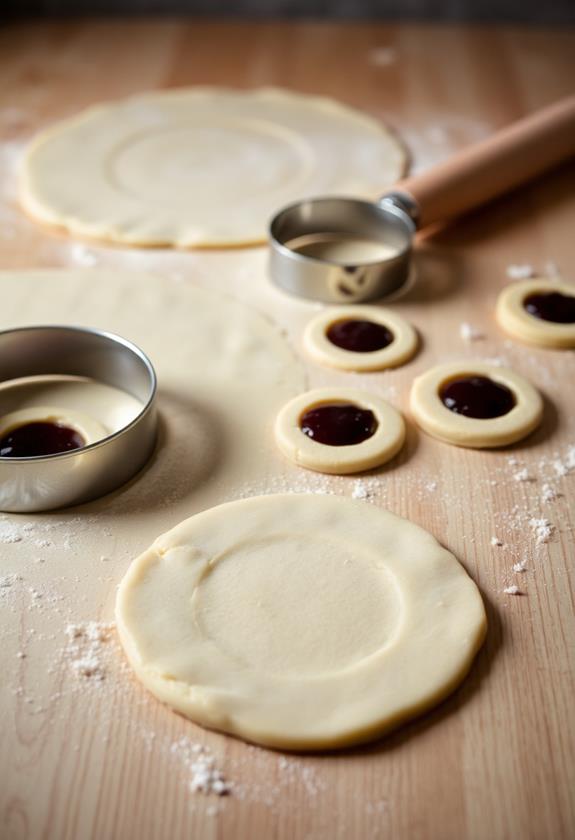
[270,96,575,303]
[0,326,157,513]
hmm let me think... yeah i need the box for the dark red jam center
[440,376,515,419]
[326,319,394,353]
[523,291,575,324]
[0,422,85,458]
[300,403,378,446]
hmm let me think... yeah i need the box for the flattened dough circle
[0,406,107,446]
[116,494,487,750]
[274,387,405,474]
[303,305,418,371]
[410,361,543,449]
[20,88,407,248]
[496,279,575,348]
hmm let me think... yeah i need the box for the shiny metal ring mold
[0,325,157,513]
[269,195,415,304]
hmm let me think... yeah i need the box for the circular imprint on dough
[303,305,418,371]
[20,88,407,248]
[0,406,107,457]
[410,362,543,449]
[115,493,487,750]
[274,387,405,474]
[496,279,575,348]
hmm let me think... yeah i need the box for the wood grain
[0,19,574,840]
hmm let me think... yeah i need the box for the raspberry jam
[300,404,378,446]
[523,291,575,324]
[0,422,85,458]
[326,319,394,353]
[440,376,515,419]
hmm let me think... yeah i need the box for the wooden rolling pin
[392,96,575,229]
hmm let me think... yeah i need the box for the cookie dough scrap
[116,494,487,750]
[21,87,407,248]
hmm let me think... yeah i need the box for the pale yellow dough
[20,88,406,248]
[116,494,487,750]
[0,375,144,439]
[274,387,406,474]
[496,279,575,348]
[303,305,418,371]
[410,362,543,449]
[0,405,106,448]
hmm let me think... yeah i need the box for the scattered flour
[513,559,528,573]
[169,737,232,796]
[68,242,99,267]
[491,537,503,547]
[503,585,521,595]
[552,459,570,478]
[352,480,370,500]
[65,621,115,679]
[552,445,575,477]
[513,468,531,483]
[506,264,534,280]
[541,484,560,503]
[0,521,24,544]
[459,322,485,342]
[529,518,554,546]
[0,573,21,589]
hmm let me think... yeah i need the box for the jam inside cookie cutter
[270,97,575,303]
[0,325,157,513]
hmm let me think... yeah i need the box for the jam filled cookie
[496,279,575,348]
[274,387,405,473]
[410,362,543,448]
[303,306,418,372]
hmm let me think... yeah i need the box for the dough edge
[20,87,409,249]
[116,494,487,751]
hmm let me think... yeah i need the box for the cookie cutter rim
[0,325,158,512]
[268,195,415,304]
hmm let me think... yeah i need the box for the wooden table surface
[0,19,574,840]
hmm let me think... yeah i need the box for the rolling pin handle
[387,95,575,230]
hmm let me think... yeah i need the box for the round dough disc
[116,494,487,750]
[0,405,107,446]
[20,88,407,248]
[410,361,543,448]
[496,279,575,348]
[274,387,406,474]
[303,305,418,371]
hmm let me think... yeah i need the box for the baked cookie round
[116,493,487,750]
[274,387,405,474]
[410,362,543,448]
[303,306,418,371]
[496,279,575,348]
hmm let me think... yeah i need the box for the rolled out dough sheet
[0,269,306,529]
[116,494,487,750]
[20,87,407,247]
